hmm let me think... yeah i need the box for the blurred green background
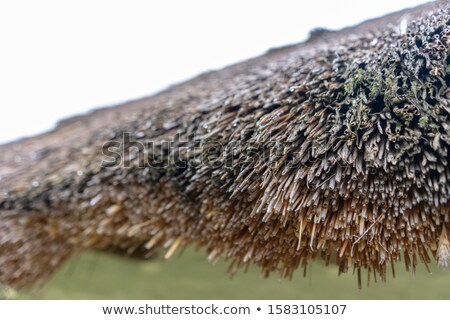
[16,248,450,299]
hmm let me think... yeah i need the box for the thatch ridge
[1,0,449,288]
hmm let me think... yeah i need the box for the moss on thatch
[1,1,450,289]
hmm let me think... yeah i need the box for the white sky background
[0,0,431,144]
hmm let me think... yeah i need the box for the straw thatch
[1,1,450,289]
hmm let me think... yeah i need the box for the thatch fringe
[1,1,449,288]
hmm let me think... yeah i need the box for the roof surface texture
[1,0,449,288]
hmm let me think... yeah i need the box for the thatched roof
[1,1,449,289]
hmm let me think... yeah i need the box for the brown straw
[1,1,449,288]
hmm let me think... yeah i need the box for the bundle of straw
[1,1,449,289]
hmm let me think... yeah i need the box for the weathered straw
[0,1,449,289]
